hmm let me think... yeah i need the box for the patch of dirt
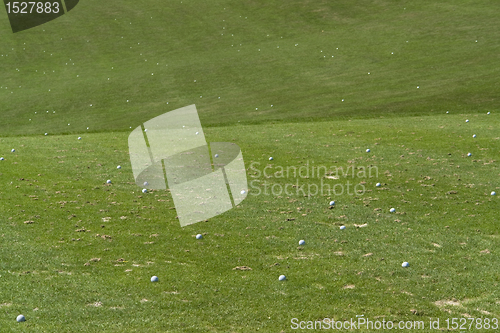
[434,299,462,307]
[233,266,252,271]
[88,301,102,307]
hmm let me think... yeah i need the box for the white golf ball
[340,226,346,230]
[142,189,147,193]
[465,119,469,123]
[329,201,335,206]
[473,134,476,138]
[269,157,273,161]
[487,112,490,115]
[196,234,203,240]
[376,183,381,187]
[78,137,81,140]
[0,157,4,160]
[214,154,219,158]
[117,165,121,169]
[144,129,148,132]
[467,153,471,157]
[446,111,449,114]
[151,276,158,282]
[491,191,496,196]
[278,275,286,281]
[45,133,48,136]
[402,262,410,268]
[144,181,149,186]
[366,148,370,153]
[11,149,15,152]
[298,240,305,246]
[16,314,25,322]
[390,208,396,213]
[195,132,199,135]
[240,190,246,195]
[106,180,112,184]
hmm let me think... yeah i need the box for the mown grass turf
[0,0,499,331]
[0,0,499,137]
[0,113,499,331]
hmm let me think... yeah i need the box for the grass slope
[0,0,499,136]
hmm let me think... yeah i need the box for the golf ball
[240,190,246,195]
[446,111,449,114]
[390,208,396,213]
[487,112,490,115]
[298,240,305,246]
[16,314,25,322]
[340,226,346,230]
[196,234,203,240]
[467,153,471,157]
[195,132,199,135]
[142,189,147,193]
[151,276,159,282]
[402,262,410,268]
[491,191,496,196]
[78,137,81,140]
[269,157,273,161]
[473,134,476,138]
[376,183,381,187]
[11,149,15,152]
[117,165,121,169]
[0,157,4,161]
[278,275,286,281]
[465,119,469,123]
[106,180,112,184]
[144,181,149,186]
[45,133,48,136]
[329,201,335,206]
[214,154,219,158]
[366,149,370,153]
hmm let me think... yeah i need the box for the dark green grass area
[0,114,498,331]
[0,0,499,136]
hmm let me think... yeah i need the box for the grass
[0,0,499,331]
[0,114,499,331]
